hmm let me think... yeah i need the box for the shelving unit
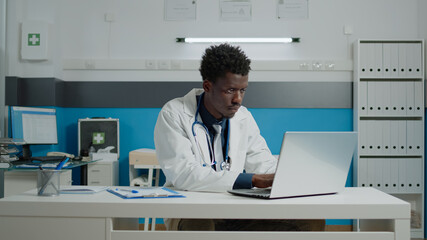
[353,39,425,238]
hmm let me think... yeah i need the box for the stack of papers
[107,187,184,199]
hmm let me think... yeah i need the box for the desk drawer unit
[87,161,118,186]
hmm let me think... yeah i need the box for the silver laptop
[228,131,357,199]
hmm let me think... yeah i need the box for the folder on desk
[107,187,184,199]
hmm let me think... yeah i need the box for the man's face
[203,72,248,119]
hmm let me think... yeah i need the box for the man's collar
[197,94,225,129]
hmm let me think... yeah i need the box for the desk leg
[155,169,160,186]
[0,169,4,198]
[394,219,410,240]
[148,168,153,187]
[81,165,88,185]
[144,217,150,231]
[151,218,156,231]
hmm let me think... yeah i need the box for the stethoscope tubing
[192,93,230,171]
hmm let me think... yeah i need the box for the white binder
[414,81,423,116]
[414,120,424,155]
[382,81,391,115]
[382,158,391,192]
[390,120,399,155]
[398,158,407,193]
[414,158,423,192]
[413,43,422,78]
[359,43,369,78]
[374,158,383,191]
[405,81,415,116]
[406,120,415,155]
[374,121,383,154]
[398,43,407,77]
[374,81,384,115]
[358,157,368,187]
[374,43,383,77]
[390,82,400,116]
[397,121,407,155]
[390,43,399,77]
[382,43,392,78]
[367,81,376,115]
[407,43,422,78]
[359,121,368,155]
[367,159,375,188]
[390,158,399,192]
[382,121,391,155]
[359,81,368,116]
[406,158,421,193]
[397,82,407,116]
[366,121,376,155]
[366,43,376,78]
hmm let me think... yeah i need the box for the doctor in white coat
[154,44,276,194]
[154,43,324,231]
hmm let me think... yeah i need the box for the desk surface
[0,187,409,220]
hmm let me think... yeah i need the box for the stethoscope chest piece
[221,160,231,171]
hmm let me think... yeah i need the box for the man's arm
[243,110,278,175]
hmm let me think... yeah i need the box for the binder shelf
[353,39,425,238]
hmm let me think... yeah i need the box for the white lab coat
[154,88,277,193]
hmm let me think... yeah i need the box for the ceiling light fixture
[176,37,300,43]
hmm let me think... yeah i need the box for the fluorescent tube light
[176,37,300,43]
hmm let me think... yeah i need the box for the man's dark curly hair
[199,43,251,83]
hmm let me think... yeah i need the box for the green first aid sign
[93,132,105,145]
[28,33,41,46]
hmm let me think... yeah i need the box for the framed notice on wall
[220,0,252,22]
[165,0,197,21]
[277,0,309,20]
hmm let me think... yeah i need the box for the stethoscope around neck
[191,93,231,171]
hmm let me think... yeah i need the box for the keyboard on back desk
[31,156,67,162]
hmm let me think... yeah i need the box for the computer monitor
[10,106,58,159]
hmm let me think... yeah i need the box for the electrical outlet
[105,13,115,22]
[325,61,335,70]
[312,61,323,71]
[171,60,181,70]
[85,60,95,69]
[344,25,353,35]
[157,60,170,70]
[299,62,309,70]
[145,60,156,69]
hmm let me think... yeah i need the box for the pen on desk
[116,188,139,194]
[55,157,70,170]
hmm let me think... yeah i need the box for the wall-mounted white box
[21,21,49,60]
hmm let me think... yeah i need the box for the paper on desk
[107,187,184,199]
[60,186,108,194]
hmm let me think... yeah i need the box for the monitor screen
[10,106,58,144]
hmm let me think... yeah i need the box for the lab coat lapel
[228,112,245,171]
[192,121,211,166]
[184,88,211,167]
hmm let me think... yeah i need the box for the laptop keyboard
[232,188,272,198]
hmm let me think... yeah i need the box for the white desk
[0,187,410,240]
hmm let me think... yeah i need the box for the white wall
[3,0,426,83]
